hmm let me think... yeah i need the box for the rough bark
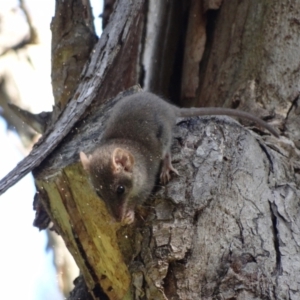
[197,0,300,126]
[51,0,97,110]
[34,90,300,299]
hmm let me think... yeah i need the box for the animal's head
[80,147,136,224]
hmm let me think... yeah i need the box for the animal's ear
[112,147,134,173]
[80,151,91,172]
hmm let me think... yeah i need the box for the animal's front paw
[122,210,135,225]
[160,153,179,184]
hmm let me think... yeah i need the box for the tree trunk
[1,0,300,299]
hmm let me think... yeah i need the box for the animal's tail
[179,107,279,137]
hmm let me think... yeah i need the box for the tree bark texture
[1,0,300,299]
[196,0,300,126]
[35,97,299,299]
[51,0,97,110]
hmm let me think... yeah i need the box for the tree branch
[0,0,145,196]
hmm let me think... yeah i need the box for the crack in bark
[259,143,274,174]
[286,93,300,120]
[236,218,245,245]
[269,202,282,277]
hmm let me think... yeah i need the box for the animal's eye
[116,185,125,195]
